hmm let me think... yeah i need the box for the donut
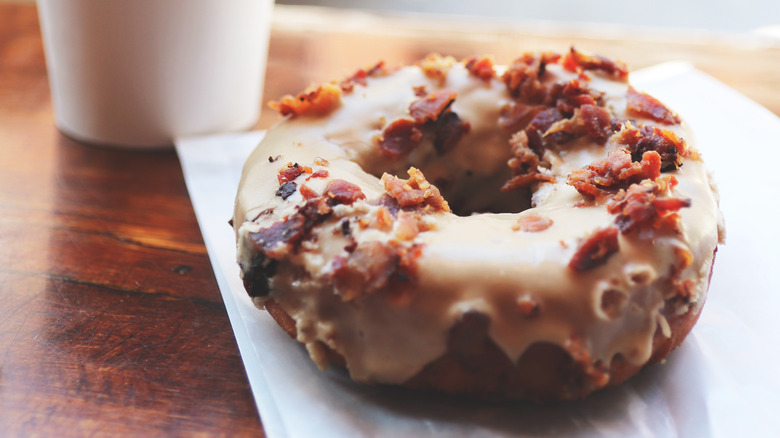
[232,49,724,400]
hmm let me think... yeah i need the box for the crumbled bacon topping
[340,61,386,93]
[381,167,451,213]
[395,211,421,240]
[567,149,662,200]
[368,206,394,231]
[330,241,422,302]
[276,181,297,200]
[331,241,400,301]
[609,124,685,171]
[299,183,319,199]
[323,179,366,206]
[568,227,620,271]
[525,107,567,152]
[313,156,330,166]
[377,118,423,158]
[409,90,458,123]
[278,162,305,184]
[626,86,680,125]
[545,104,614,144]
[556,79,604,116]
[512,214,553,232]
[418,53,457,82]
[307,169,329,180]
[502,130,555,192]
[464,56,496,81]
[379,89,469,157]
[269,83,342,117]
[606,176,691,236]
[498,102,544,132]
[502,52,561,102]
[563,47,628,81]
[248,214,308,258]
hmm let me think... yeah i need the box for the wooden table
[1,3,778,436]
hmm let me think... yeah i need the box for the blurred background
[277,0,780,36]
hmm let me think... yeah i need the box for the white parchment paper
[176,64,780,437]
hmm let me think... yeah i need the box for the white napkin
[176,63,780,438]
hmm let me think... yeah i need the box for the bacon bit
[242,197,330,265]
[503,52,561,99]
[313,156,330,166]
[580,105,614,141]
[331,241,400,301]
[381,167,451,213]
[249,214,307,256]
[502,130,555,191]
[545,104,613,144]
[502,173,555,191]
[434,112,470,154]
[275,181,297,200]
[387,243,424,307]
[380,90,468,158]
[512,214,554,232]
[464,56,496,81]
[564,47,628,81]
[340,61,386,93]
[299,183,319,199]
[607,176,691,236]
[369,206,394,231]
[626,86,680,125]
[278,163,305,184]
[268,155,282,163]
[412,85,427,97]
[323,179,366,206]
[377,118,423,158]
[516,295,540,318]
[556,79,603,116]
[409,90,458,124]
[330,240,423,303]
[307,169,329,180]
[395,211,420,240]
[526,107,567,152]
[568,227,620,272]
[418,53,457,82]
[498,102,543,131]
[610,124,685,171]
[269,83,342,117]
[372,193,402,217]
[568,149,662,200]
[502,52,561,102]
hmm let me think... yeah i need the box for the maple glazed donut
[233,49,724,400]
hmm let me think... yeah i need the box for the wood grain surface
[0,4,262,436]
[1,3,778,436]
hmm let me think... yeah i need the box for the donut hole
[379,161,533,216]
[440,172,533,216]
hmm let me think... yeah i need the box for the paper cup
[37,0,273,148]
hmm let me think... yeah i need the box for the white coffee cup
[37,0,273,148]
